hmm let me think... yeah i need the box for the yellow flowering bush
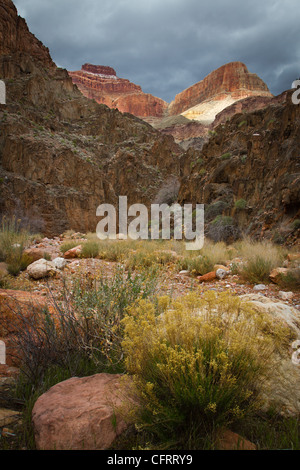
[122,290,290,447]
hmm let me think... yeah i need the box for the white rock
[52,257,67,270]
[292,341,300,366]
[216,269,228,280]
[240,294,300,336]
[253,284,267,291]
[240,294,300,415]
[279,291,294,301]
[27,259,59,280]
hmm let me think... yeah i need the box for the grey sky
[14,0,300,102]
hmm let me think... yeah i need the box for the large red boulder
[32,373,133,450]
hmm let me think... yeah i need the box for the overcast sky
[14,0,300,102]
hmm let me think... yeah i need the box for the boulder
[32,373,133,450]
[213,264,230,272]
[64,245,82,259]
[52,257,67,270]
[0,289,51,366]
[279,291,294,301]
[240,294,300,336]
[26,259,59,280]
[23,248,45,263]
[240,294,300,415]
[287,253,300,262]
[269,267,288,284]
[197,271,217,283]
[253,284,267,291]
[216,429,256,450]
[216,268,228,280]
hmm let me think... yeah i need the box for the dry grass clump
[177,240,232,275]
[0,216,32,276]
[234,238,286,284]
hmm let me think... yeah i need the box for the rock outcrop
[178,89,300,244]
[0,0,55,68]
[69,62,272,127]
[168,62,272,123]
[69,64,168,118]
[0,1,181,236]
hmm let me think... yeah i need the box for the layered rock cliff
[168,62,272,122]
[69,62,272,125]
[178,90,300,244]
[0,0,181,236]
[68,64,168,118]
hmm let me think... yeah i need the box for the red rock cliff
[68,64,168,118]
[0,0,55,68]
[168,62,272,116]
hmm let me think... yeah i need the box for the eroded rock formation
[69,64,168,118]
[0,0,181,236]
[168,61,272,122]
[178,89,300,244]
[0,0,55,68]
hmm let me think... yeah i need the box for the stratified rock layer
[168,62,272,120]
[69,64,168,118]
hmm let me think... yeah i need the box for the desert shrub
[238,120,247,128]
[236,239,285,284]
[97,240,135,262]
[125,249,176,270]
[0,216,30,261]
[178,254,213,276]
[10,266,158,391]
[0,267,6,288]
[81,240,100,258]
[235,199,247,210]
[122,290,289,449]
[0,216,32,276]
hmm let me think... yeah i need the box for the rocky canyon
[0,0,299,244]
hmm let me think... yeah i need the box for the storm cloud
[14,0,300,102]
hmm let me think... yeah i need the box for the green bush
[122,290,289,449]
[235,199,247,210]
